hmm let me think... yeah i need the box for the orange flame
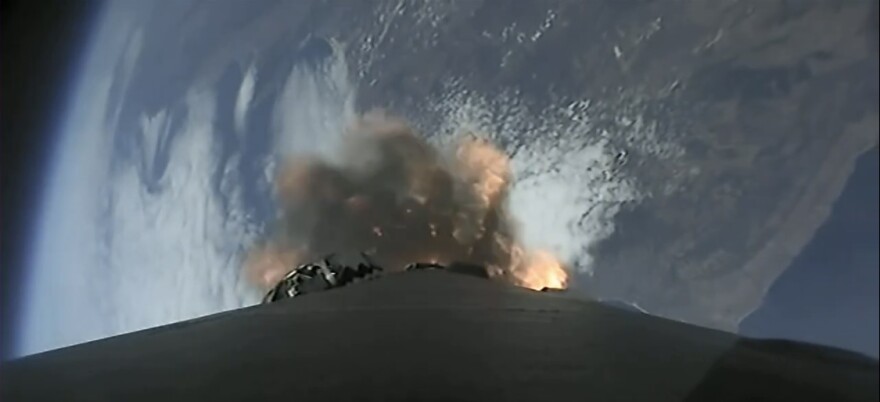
[244,111,570,292]
[514,250,569,290]
[455,136,511,209]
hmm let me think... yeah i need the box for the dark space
[0,0,877,387]
[742,148,880,358]
[0,1,99,360]
[0,2,878,401]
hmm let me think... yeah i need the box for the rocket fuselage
[1,270,877,401]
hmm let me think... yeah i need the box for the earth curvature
[16,0,879,357]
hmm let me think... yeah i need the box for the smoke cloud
[245,111,567,291]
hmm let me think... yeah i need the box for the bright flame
[514,250,569,290]
[245,111,570,292]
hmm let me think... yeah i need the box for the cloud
[234,63,256,137]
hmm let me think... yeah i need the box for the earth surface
[15,0,879,357]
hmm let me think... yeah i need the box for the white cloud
[17,3,256,356]
[106,90,257,334]
[428,86,643,275]
[234,63,257,138]
[272,39,355,160]
[17,3,145,356]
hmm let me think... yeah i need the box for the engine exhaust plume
[245,111,568,291]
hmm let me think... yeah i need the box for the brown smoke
[245,111,568,291]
